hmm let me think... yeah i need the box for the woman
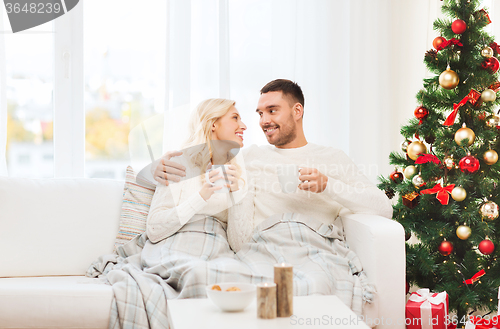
[145,98,248,249]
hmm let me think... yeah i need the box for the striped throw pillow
[115,166,156,248]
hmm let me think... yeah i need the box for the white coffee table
[167,295,370,329]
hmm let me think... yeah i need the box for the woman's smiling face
[212,106,247,148]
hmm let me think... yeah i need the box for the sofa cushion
[114,166,156,249]
[0,276,112,329]
[0,177,123,277]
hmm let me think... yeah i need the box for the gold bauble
[444,156,455,169]
[481,89,497,102]
[480,201,499,220]
[451,186,467,202]
[486,115,500,129]
[482,46,494,58]
[407,141,427,161]
[483,149,499,165]
[439,68,460,90]
[404,165,418,179]
[456,225,471,240]
[454,124,475,146]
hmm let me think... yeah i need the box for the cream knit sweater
[227,143,393,252]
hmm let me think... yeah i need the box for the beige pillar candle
[274,263,293,317]
[256,282,277,319]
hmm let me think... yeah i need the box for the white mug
[276,164,300,194]
[205,165,230,193]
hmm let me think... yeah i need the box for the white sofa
[0,176,405,329]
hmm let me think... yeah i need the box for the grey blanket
[86,213,374,329]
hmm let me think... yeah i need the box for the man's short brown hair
[260,79,305,109]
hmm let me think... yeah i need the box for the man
[154,79,392,251]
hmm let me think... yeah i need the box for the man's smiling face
[256,91,297,148]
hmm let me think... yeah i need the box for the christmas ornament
[443,89,481,126]
[483,149,498,165]
[474,9,492,25]
[385,188,395,199]
[401,139,411,152]
[481,89,497,102]
[439,67,460,90]
[425,49,438,61]
[444,156,455,169]
[486,114,500,129]
[433,36,446,50]
[454,123,475,146]
[451,19,466,34]
[478,239,495,255]
[404,165,418,179]
[407,141,427,161]
[412,175,425,188]
[402,192,419,209]
[481,46,494,58]
[490,81,500,92]
[414,106,429,123]
[456,225,471,240]
[459,155,480,174]
[420,183,454,205]
[480,201,499,220]
[451,186,467,202]
[415,154,440,165]
[482,57,500,74]
[464,269,486,285]
[390,171,404,183]
[491,42,500,55]
[405,230,411,241]
[438,241,453,256]
[425,135,436,144]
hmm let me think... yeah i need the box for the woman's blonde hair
[182,99,242,181]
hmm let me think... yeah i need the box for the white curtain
[160,0,351,164]
[0,4,8,176]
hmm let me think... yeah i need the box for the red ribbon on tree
[490,42,500,55]
[436,38,463,51]
[420,184,455,205]
[463,269,486,285]
[489,81,500,92]
[415,154,441,165]
[443,90,481,126]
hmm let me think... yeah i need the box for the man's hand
[298,167,328,193]
[152,151,186,186]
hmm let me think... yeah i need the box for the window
[3,11,54,178]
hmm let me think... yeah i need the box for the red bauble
[451,19,467,34]
[479,239,495,255]
[439,241,453,256]
[414,106,429,120]
[482,57,500,74]
[433,37,446,50]
[390,171,404,184]
[459,155,480,174]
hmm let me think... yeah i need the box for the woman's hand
[223,165,239,192]
[199,169,224,201]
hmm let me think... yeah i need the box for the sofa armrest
[341,212,405,329]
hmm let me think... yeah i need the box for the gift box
[406,289,448,329]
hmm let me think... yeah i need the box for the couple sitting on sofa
[87,79,392,328]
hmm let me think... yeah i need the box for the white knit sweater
[146,152,247,244]
[226,143,393,252]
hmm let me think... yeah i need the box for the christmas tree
[378,0,500,321]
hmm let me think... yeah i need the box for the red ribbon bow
[443,90,481,126]
[490,42,500,55]
[415,154,441,165]
[420,184,455,205]
[436,38,463,51]
[463,269,486,285]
